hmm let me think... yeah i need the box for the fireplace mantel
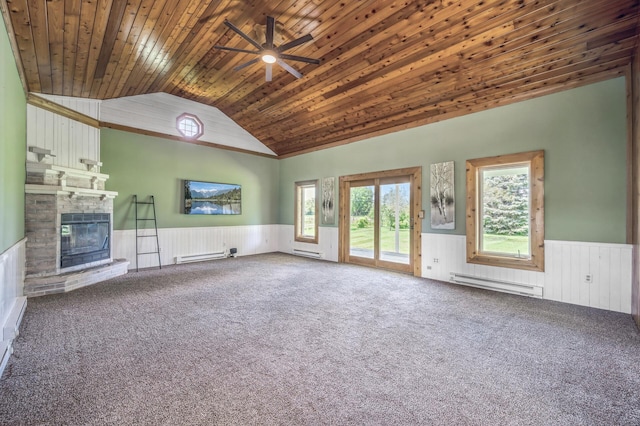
[25,184,117,199]
[24,159,127,296]
[26,161,116,197]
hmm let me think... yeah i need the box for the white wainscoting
[422,233,632,314]
[1,239,27,377]
[113,225,280,270]
[27,95,101,169]
[277,225,339,262]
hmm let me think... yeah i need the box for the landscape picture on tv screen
[183,180,241,215]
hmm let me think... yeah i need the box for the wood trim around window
[338,166,422,277]
[466,150,545,272]
[294,179,319,244]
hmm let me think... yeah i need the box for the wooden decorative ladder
[134,195,162,272]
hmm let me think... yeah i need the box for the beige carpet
[1,253,639,425]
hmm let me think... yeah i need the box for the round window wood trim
[176,113,204,140]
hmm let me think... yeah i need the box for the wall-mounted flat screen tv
[183,180,241,215]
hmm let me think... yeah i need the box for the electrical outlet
[426,266,432,270]
[433,258,439,263]
[585,274,593,283]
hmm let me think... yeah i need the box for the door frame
[338,166,422,276]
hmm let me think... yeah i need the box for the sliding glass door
[379,178,411,265]
[340,168,422,275]
[349,180,376,260]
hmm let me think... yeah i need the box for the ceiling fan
[214,16,320,82]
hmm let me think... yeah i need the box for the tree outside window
[466,150,544,272]
[295,180,318,243]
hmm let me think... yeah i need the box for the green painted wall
[101,129,280,230]
[279,78,628,244]
[0,16,26,253]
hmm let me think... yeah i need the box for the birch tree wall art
[430,161,455,229]
[321,177,336,225]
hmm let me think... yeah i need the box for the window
[176,113,204,139]
[295,180,319,243]
[466,150,544,272]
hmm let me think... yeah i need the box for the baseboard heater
[175,251,226,264]
[1,296,27,379]
[3,297,27,341]
[450,273,543,298]
[0,340,11,379]
[292,249,324,259]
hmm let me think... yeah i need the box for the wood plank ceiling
[2,0,639,157]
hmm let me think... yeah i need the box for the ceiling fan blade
[279,53,320,65]
[224,19,263,50]
[214,45,260,54]
[266,16,275,49]
[266,63,272,82]
[234,58,260,71]
[278,34,314,52]
[277,59,302,79]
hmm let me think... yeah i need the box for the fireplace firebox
[60,213,110,268]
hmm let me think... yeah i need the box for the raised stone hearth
[24,259,129,297]
[24,160,128,297]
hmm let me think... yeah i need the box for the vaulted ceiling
[2,0,639,157]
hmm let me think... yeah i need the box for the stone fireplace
[24,159,129,297]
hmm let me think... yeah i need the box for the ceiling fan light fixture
[261,51,277,64]
[216,17,318,81]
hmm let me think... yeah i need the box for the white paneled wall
[115,225,632,313]
[0,239,26,332]
[113,225,280,270]
[101,93,275,155]
[0,237,26,376]
[422,234,632,313]
[277,225,339,262]
[27,95,101,169]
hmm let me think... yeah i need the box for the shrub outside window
[295,180,319,243]
[466,150,544,272]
